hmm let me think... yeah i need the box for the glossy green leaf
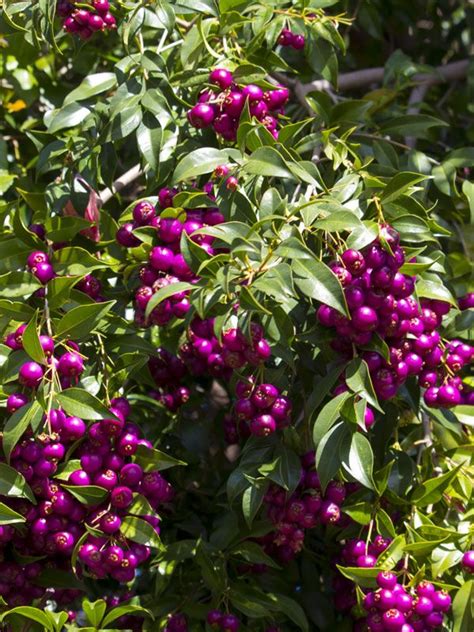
[56,388,117,420]
[55,300,116,339]
[293,256,348,316]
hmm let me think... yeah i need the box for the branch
[405,82,430,148]
[296,58,469,98]
[99,164,145,206]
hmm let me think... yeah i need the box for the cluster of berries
[2,332,169,592]
[116,188,224,328]
[26,249,104,302]
[232,378,291,437]
[187,68,289,141]
[179,318,271,381]
[259,453,349,564]
[73,398,172,581]
[277,28,306,49]
[57,0,116,39]
[358,574,451,631]
[0,556,79,606]
[316,225,473,410]
[164,613,188,632]
[207,611,241,631]
[5,324,85,394]
[148,348,190,412]
[332,535,393,614]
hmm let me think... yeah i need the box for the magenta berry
[188,103,215,128]
[19,362,44,388]
[250,414,276,436]
[209,68,233,90]
[220,614,240,632]
[132,200,156,225]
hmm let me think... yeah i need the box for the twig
[298,59,468,96]
[99,164,145,206]
[405,82,430,148]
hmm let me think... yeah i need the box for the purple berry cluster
[74,398,173,581]
[277,28,306,49]
[5,325,85,395]
[207,610,241,631]
[26,249,104,301]
[259,452,349,564]
[148,347,190,412]
[359,575,451,631]
[0,557,78,606]
[187,68,289,141]
[179,318,271,381]
[57,0,116,39]
[1,330,170,592]
[316,225,473,411]
[232,378,292,437]
[332,535,392,614]
[164,613,188,632]
[116,188,225,328]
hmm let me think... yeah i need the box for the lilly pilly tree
[0,1,473,631]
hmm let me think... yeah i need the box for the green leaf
[82,599,107,628]
[379,114,448,136]
[64,73,117,105]
[47,103,91,134]
[0,271,41,298]
[0,501,26,525]
[62,485,109,506]
[313,392,351,447]
[134,444,187,471]
[293,256,348,316]
[102,605,153,628]
[111,105,143,141]
[3,401,44,463]
[411,464,462,506]
[376,508,397,539]
[315,421,347,492]
[242,147,294,178]
[0,299,35,321]
[52,247,110,276]
[120,516,162,548]
[258,445,301,494]
[336,565,379,588]
[56,388,116,420]
[343,502,373,525]
[377,534,406,569]
[380,172,426,203]
[144,282,194,318]
[55,301,116,339]
[173,148,238,182]
[242,481,267,528]
[230,541,280,569]
[313,211,363,232]
[270,593,309,632]
[22,310,45,364]
[452,580,473,632]
[47,276,82,310]
[0,607,54,631]
[341,432,376,491]
[137,112,162,172]
[416,279,457,308]
[345,358,383,412]
[45,216,93,243]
